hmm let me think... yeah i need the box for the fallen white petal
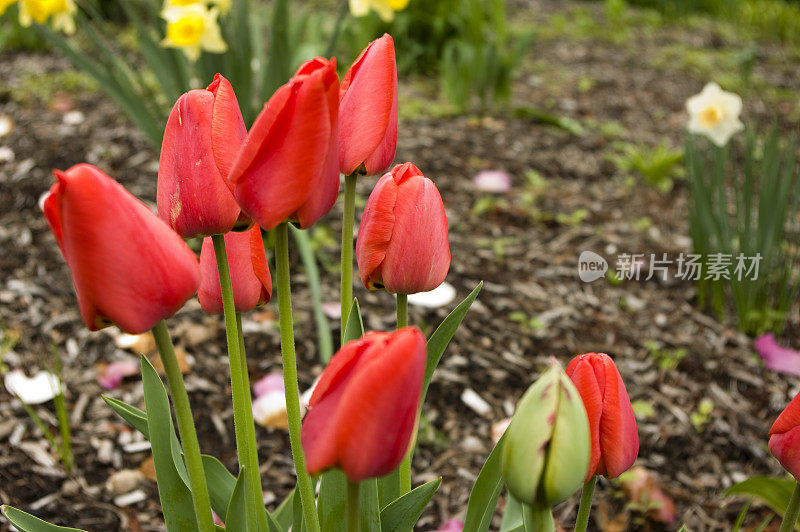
[0,115,13,137]
[473,170,512,193]
[321,301,342,320]
[406,282,457,308]
[252,392,288,429]
[4,369,60,404]
[461,388,492,417]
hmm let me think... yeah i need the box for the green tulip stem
[396,292,411,498]
[522,502,555,532]
[151,320,215,532]
[340,172,358,342]
[575,476,597,532]
[396,293,408,329]
[275,222,321,532]
[347,480,360,532]
[780,482,800,532]
[212,234,267,532]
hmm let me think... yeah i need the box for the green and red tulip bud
[501,359,590,507]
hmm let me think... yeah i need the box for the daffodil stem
[575,476,596,532]
[151,321,215,532]
[212,234,267,532]
[396,292,411,498]
[347,480,360,532]
[275,222,321,532]
[780,482,800,532]
[340,172,358,342]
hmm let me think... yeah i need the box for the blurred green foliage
[344,0,533,111]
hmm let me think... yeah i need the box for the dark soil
[2,1,800,530]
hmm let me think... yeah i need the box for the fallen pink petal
[433,518,464,532]
[96,359,140,390]
[754,334,800,376]
[472,170,512,193]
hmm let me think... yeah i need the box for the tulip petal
[339,34,398,176]
[335,328,426,481]
[356,173,398,289]
[46,164,200,333]
[157,90,241,237]
[207,74,247,184]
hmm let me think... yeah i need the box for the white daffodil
[161,3,227,62]
[686,82,744,147]
[349,0,410,22]
[18,0,76,34]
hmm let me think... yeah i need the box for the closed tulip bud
[339,33,398,176]
[501,360,590,507]
[42,164,200,334]
[769,391,800,481]
[157,74,247,238]
[566,352,639,480]
[356,162,450,294]
[301,327,426,482]
[197,225,272,314]
[230,58,339,230]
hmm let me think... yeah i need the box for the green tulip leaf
[499,494,523,532]
[360,478,382,532]
[318,470,347,531]
[201,454,237,523]
[725,476,799,530]
[343,298,365,343]
[379,477,441,532]
[0,506,87,532]
[141,355,199,532]
[423,282,483,402]
[273,488,296,530]
[463,431,506,532]
[102,395,149,437]
[224,467,248,532]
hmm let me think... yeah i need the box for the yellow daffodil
[161,3,227,62]
[686,82,744,147]
[18,0,76,34]
[164,0,230,15]
[0,0,19,16]
[349,0,410,22]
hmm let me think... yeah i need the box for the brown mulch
[2,1,800,530]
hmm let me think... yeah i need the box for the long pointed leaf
[463,432,506,532]
[224,467,249,532]
[0,506,87,532]
[379,478,441,532]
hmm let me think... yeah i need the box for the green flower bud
[501,359,590,507]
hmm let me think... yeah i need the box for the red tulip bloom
[769,391,800,481]
[301,327,426,482]
[566,352,639,480]
[198,225,272,314]
[42,164,200,334]
[230,58,339,230]
[157,74,247,238]
[356,162,450,294]
[339,33,398,176]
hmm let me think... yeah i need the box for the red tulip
[769,391,800,481]
[42,164,200,334]
[230,58,339,230]
[157,74,247,238]
[356,162,450,294]
[198,225,272,314]
[301,327,426,481]
[339,33,398,176]
[566,352,639,480]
